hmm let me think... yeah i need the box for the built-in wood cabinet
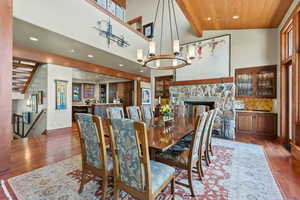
[235,65,277,98]
[155,75,173,98]
[236,111,277,139]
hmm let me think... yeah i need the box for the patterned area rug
[7,138,283,200]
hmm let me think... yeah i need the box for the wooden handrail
[24,109,46,138]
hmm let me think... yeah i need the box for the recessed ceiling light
[232,16,240,19]
[88,54,93,58]
[119,64,124,67]
[207,17,211,21]
[29,37,38,42]
[70,49,75,53]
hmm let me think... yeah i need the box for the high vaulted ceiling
[177,0,293,36]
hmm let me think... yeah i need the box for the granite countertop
[235,109,277,114]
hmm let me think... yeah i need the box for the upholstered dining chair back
[199,110,214,155]
[193,105,209,120]
[126,106,142,121]
[107,107,125,119]
[109,119,150,191]
[140,105,154,120]
[174,105,188,118]
[206,109,218,148]
[189,112,208,164]
[75,113,108,170]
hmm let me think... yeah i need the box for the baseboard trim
[45,127,72,135]
[290,142,300,160]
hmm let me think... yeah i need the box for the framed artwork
[31,94,38,113]
[143,23,154,38]
[72,83,82,102]
[142,88,151,105]
[115,4,124,20]
[107,0,116,15]
[55,80,68,110]
[37,91,44,105]
[83,83,95,99]
[97,0,107,9]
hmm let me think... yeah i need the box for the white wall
[13,0,148,63]
[47,64,73,130]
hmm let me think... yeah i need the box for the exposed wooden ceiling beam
[176,0,203,37]
[13,45,150,82]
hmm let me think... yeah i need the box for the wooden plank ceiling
[177,0,293,36]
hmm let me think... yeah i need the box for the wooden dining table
[144,117,195,159]
[102,117,195,159]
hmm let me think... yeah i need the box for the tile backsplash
[236,98,273,111]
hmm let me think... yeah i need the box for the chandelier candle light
[137,0,195,70]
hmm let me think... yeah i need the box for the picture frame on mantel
[55,80,68,110]
[143,23,154,38]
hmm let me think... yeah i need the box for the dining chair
[174,110,216,167]
[75,113,113,199]
[108,119,176,200]
[126,106,142,121]
[193,105,209,119]
[174,105,188,118]
[181,105,209,144]
[107,107,125,119]
[140,105,154,120]
[206,109,218,164]
[156,112,209,197]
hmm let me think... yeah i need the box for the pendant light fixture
[137,0,195,70]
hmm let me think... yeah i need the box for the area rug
[7,138,283,200]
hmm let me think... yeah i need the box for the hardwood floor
[0,127,300,200]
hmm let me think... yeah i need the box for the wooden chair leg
[209,143,214,156]
[187,169,196,197]
[171,177,175,200]
[79,170,86,193]
[196,161,203,180]
[101,175,108,200]
[113,186,120,200]
[204,151,210,166]
[206,150,211,164]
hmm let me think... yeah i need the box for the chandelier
[136,0,195,70]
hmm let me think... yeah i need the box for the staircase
[12,58,40,93]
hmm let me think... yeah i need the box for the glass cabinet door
[236,72,254,96]
[256,70,275,97]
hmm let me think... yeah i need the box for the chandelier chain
[160,0,165,55]
[171,0,180,41]
[168,0,174,50]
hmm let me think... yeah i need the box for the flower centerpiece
[160,104,172,121]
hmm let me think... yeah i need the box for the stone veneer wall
[169,83,236,139]
[169,83,235,108]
